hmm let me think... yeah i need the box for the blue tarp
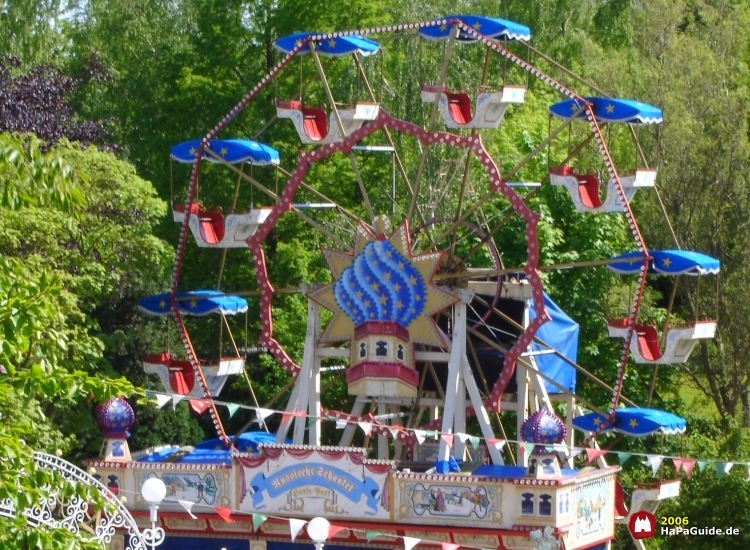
[573,408,687,437]
[171,138,279,165]
[549,97,663,124]
[419,15,531,42]
[139,290,248,316]
[275,33,380,56]
[528,294,578,394]
[138,432,285,465]
[608,250,720,276]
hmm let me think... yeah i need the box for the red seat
[169,362,195,395]
[614,482,629,519]
[197,209,225,244]
[282,100,328,141]
[446,92,473,125]
[635,324,662,361]
[576,174,602,209]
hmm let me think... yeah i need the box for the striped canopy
[573,408,686,437]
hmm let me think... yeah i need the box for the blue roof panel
[171,139,279,165]
[419,15,530,42]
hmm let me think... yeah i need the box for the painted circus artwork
[238,446,392,520]
[141,472,220,505]
[575,478,608,538]
[410,483,491,518]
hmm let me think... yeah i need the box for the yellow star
[355,291,363,299]
[473,22,481,30]
[371,282,380,291]
[384,272,391,280]
[415,294,422,302]
[364,300,371,308]
[663,257,672,268]
[570,103,578,112]
[385,249,392,258]
[629,419,638,428]
[220,147,228,156]
[396,300,403,310]
[397,261,405,270]
[605,104,615,114]
[379,295,387,304]
[369,311,375,318]
[593,417,602,426]
[159,300,167,309]
[409,276,417,286]
[440,23,447,31]
[328,39,336,48]
[214,445,222,450]
[393,283,401,292]
[365,275,371,282]
[189,146,197,156]
[189,299,198,308]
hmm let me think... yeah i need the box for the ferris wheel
[152,14,719,477]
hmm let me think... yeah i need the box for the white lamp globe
[141,477,167,504]
[307,517,330,543]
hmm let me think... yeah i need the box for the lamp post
[141,477,167,550]
[307,517,330,550]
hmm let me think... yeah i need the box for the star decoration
[159,299,167,309]
[662,257,672,268]
[189,299,198,309]
[189,146,197,156]
[473,22,481,30]
[440,23,447,31]
[605,104,615,114]
[328,39,336,48]
[593,417,602,426]
[220,147,228,156]
[629,418,638,428]
[307,220,457,347]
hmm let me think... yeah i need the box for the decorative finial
[373,215,390,239]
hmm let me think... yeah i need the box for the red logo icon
[628,510,656,539]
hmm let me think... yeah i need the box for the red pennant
[214,507,234,523]
[189,399,210,415]
[328,525,346,539]
[442,544,460,550]
[672,458,684,473]
[281,410,307,422]
[440,434,454,448]
[682,459,696,479]
[585,448,607,465]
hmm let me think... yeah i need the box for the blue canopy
[549,97,663,124]
[138,432,285,465]
[170,139,280,165]
[419,15,530,42]
[573,408,686,437]
[608,250,720,276]
[528,293,578,394]
[139,290,248,316]
[275,32,380,56]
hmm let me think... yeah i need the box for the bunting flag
[643,455,664,476]
[617,452,632,466]
[698,460,709,473]
[440,434,454,448]
[403,536,421,550]
[568,448,583,459]
[255,408,275,423]
[252,512,268,531]
[522,442,535,456]
[336,420,347,429]
[215,507,234,524]
[426,430,438,439]
[672,458,683,473]
[178,500,197,519]
[145,390,157,399]
[682,459,696,479]
[366,531,384,542]
[716,461,733,480]
[226,403,241,418]
[289,518,306,542]
[487,438,506,450]
[171,394,186,408]
[189,399,210,415]
[358,422,373,436]
[585,448,607,465]
[390,426,403,439]
[468,435,481,450]
[328,524,346,538]
[413,430,427,444]
[442,543,460,550]
[456,432,471,444]
[155,393,171,409]
[280,410,306,422]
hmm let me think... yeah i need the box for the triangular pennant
[178,500,197,520]
[358,422,373,436]
[403,536,421,550]
[390,426,403,438]
[456,432,471,444]
[145,390,157,399]
[215,507,234,524]
[413,430,427,444]
[468,436,481,450]
[155,393,171,409]
[289,518,306,542]
[171,394,186,408]
[252,512,268,531]
[226,403,241,418]
[440,434,454,448]
[441,543,460,550]
[336,420,347,429]
[697,460,709,473]
[328,525,346,538]
[366,531,383,542]
[523,442,535,456]
[642,455,664,476]
[426,430,438,439]
[617,452,632,466]
[255,408,275,423]
[569,448,583,459]
[682,459,696,479]
[189,399,210,415]
[545,446,554,453]
[672,458,683,473]
[585,448,606,465]
[281,410,306,422]
[716,461,733,480]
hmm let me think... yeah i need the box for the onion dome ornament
[308,215,457,398]
[521,407,567,479]
[95,397,135,463]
